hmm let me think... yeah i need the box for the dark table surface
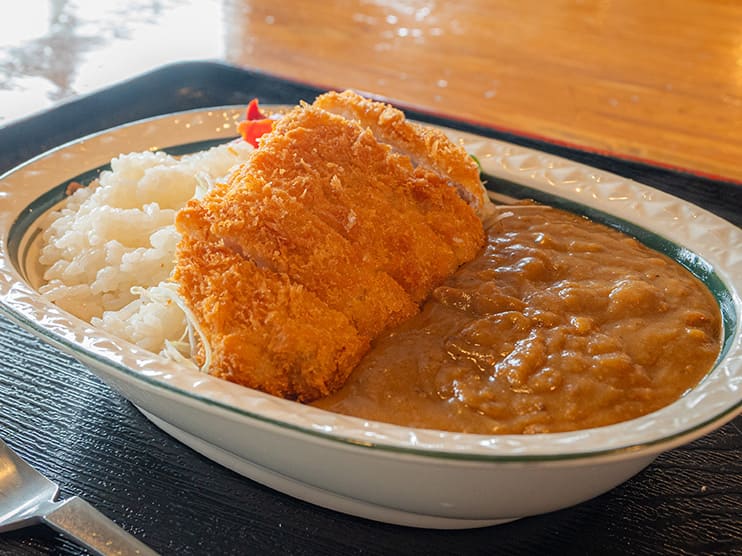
[0,62,740,555]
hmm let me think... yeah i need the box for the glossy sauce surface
[314,205,722,434]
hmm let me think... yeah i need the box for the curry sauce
[314,205,722,434]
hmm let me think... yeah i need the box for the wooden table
[1,0,740,182]
[0,2,740,555]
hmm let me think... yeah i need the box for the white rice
[39,140,254,358]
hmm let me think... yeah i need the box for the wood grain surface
[0,1,740,181]
[1,316,740,555]
[0,2,741,554]
[0,61,740,555]
[225,0,742,182]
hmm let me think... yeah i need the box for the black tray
[0,61,740,555]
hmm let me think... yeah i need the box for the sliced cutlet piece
[173,93,485,402]
[174,211,367,402]
[385,165,485,263]
[248,103,484,302]
[193,171,418,341]
[313,90,493,218]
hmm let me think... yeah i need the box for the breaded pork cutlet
[174,90,487,402]
[313,90,491,218]
[180,172,418,343]
[175,234,366,400]
[246,103,484,301]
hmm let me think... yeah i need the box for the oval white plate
[0,106,740,528]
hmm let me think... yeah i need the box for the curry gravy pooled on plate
[314,204,722,434]
[38,92,722,435]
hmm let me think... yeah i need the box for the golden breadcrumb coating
[174,90,486,402]
[184,172,418,342]
[174,232,367,401]
[313,90,492,217]
[248,103,483,301]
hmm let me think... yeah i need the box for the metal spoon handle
[42,496,158,556]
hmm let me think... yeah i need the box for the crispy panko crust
[174,91,486,402]
[186,173,418,342]
[246,104,484,301]
[175,230,368,400]
[313,90,492,217]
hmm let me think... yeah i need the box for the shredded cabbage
[194,170,215,200]
[131,283,212,374]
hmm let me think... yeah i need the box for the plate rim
[0,105,740,462]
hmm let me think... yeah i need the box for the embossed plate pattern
[0,107,739,526]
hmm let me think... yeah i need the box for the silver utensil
[0,438,158,555]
